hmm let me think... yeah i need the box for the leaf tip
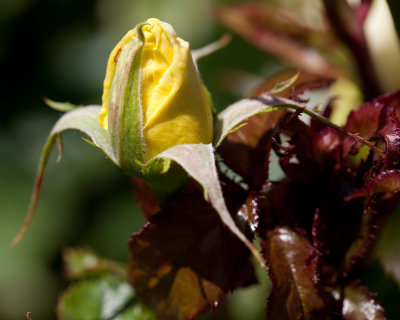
[9,204,36,248]
[43,97,80,112]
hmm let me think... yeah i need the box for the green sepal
[10,106,114,247]
[269,71,299,94]
[43,97,82,112]
[141,157,171,176]
[108,35,144,177]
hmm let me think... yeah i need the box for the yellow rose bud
[99,18,213,175]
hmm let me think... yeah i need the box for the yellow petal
[140,19,213,160]
[99,18,213,162]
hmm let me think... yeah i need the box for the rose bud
[99,18,214,177]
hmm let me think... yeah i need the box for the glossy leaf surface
[57,275,135,320]
[263,227,326,320]
[128,182,251,320]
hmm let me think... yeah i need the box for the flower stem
[254,95,385,158]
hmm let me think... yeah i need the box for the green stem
[254,95,385,158]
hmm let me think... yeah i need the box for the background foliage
[1,0,400,319]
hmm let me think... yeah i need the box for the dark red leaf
[343,172,400,275]
[345,91,400,137]
[214,3,340,78]
[335,112,400,276]
[256,166,365,281]
[127,181,252,320]
[132,177,160,219]
[341,207,380,276]
[263,227,326,319]
[346,170,400,200]
[312,127,342,168]
[275,113,319,184]
[246,89,400,317]
[217,110,283,190]
[218,70,334,191]
[378,106,400,170]
[312,189,367,280]
[258,106,390,279]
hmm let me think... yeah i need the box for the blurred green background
[1,0,400,319]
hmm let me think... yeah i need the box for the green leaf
[49,106,115,163]
[154,143,264,266]
[10,106,114,247]
[44,97,82,112]
[57,275,135,320]
[213,97,281,147]
[113,305,156,320]
[213,94,305,147]
[269,72,299,94]
[63,247,126,280]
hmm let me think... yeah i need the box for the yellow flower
[99,18,213,169]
